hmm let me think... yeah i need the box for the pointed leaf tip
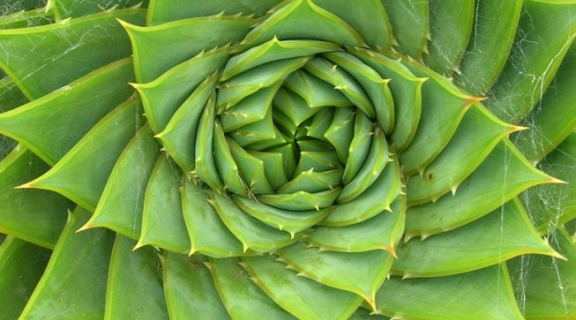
[14,181,34,189]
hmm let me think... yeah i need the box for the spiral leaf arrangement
[0,0,575,319]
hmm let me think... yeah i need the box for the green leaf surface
[181,179,245,257]
[0,76,27,114]
[134,47,228,134]
[337,127,389,203]
[209,192,297,253]
[307,198,404,254]
[0,145,69,248]
[18,208,114,320]
[348,47,424,151]
[248,149,288,189]
[231,107,277,147]
[279,242,393,309]
[27,96,141,211]
[376,265,524,320]
[278,169,342,194]
[122,15,252,83]
[407,104,516,205]
[521,132,576,234]
[424,0,474,75]
[256,187,341,212]
[213,120,249,197]
[405,140,557,239]
[508,228,576,319]
[222,38,340,81]
[514,43,576,163]
[0,8,144,99]
[243,254,363,320]
[226,138,274,195]
[0,237,50,320]
[324,107,355,165]
[50,0,146,20]
[239,0,366,51]
[138,156,190,254]
[294,149,340,175]
[84,125,160,239]
[380,0,429,59]
[322,156,401,227]
[394,198,559,278]
[193,93,226,191]
[233,195,330,237]
[162,253,230,320]
[304,57,375,119]
[273,88,319,127]
[400,59,477,175]
[486,0,576,124]
[0,7,52,30]
[147,0,282,25]
[105,235,168,320]
[341,110,375,186]
[0,58,135,165]
[323,51,395,134]
[454,0,523,95]
[0,0,45,13]
[218,57,310,111]
[284,70,352,108]
[220,83,277,132]
[210,257,295,319]
[314,0,392,49]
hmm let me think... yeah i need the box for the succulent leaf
[18,208,114,320]
[161,252,231,319]
[394,198,561,278]
[83,125,159,239]
[23,95,142,211]
[508,228,576,318]
[0,145,69,248]
[376,264,524,320]
[0,237,50,319]
[105,235,168,320]
[0,0,574,319]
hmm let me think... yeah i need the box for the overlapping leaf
[0,0,574,319]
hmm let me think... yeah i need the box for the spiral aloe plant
[0,0,575,319]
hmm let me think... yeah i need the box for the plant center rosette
[4,0,568,318]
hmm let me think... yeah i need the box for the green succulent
[0,0,575,319]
